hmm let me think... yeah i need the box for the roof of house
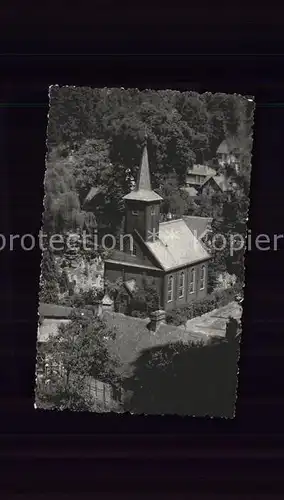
[183,216,213,240]
[187,164,217,177]
[38,301,109,322]
[145,219,210,271]
[182,186,198,197]
[83,186,102,204]
[105,249,162,271]
[123,145,163,203]
[216,137,241,155]
[102,294,114,306]
[213,174,231,191]
[102,310,208,377]
[199,174,231,193]
[37,305,209,377]
[38,303,74,319]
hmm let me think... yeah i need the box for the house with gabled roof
[184,159,236,200]
[216,137,241,172]
[197,173,236,200]
[185,164,217,187]
[104,143,211,312]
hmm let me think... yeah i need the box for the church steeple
[136,145,151,191]
[123,142,163,203]
[123,140,163,242]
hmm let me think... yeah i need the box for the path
[185,301,242,338]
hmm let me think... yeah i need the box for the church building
[104,144,211,312]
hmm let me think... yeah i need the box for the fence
[36,355,122,412]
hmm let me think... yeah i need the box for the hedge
[166,282,243,326]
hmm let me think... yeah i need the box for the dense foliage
[46,87,253,232]
[35,310,119,411]
[39,248,60,303]
[128,278,160,318]
[166,282,243,326]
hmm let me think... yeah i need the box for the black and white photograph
[35,86,255,417]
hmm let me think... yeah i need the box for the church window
[178,272,185,298]
[200,265,206,290]
[189,267,196,294]
[167,275,174,302]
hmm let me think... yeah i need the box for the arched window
[200,265,206,290]
[178,272,185,298]
[189,267,196,294]
[167,275,174,303]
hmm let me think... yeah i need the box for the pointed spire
[123,134,163,202]
[136,144,151,191]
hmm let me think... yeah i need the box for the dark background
[1,4,284,498]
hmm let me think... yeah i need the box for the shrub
[60,288,104,308]
[131,310,148,319]
[166,282,242,326]
[166,308,189,326]
[128,277,160,318]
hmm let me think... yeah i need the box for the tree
[129,277,160,317]
[58,268,70,294]
[46,87,254,261]
[158,174,197,217]
[70,288,104,308]
[47,85,100,148]
[43,146,96,235]
[36,310,120,411]
[104,277,125,302]
[39,248,60,303]
[208,187,249,286]
[194,190,225,219]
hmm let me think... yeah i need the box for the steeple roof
[123,145,163,202]
[137,145,151,190]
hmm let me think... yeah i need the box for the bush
[131,309,148,319]
[60,288,104,308]
[128,277,160,318]
[166,282,242,326]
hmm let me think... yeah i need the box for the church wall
[125,201,147,239]
[120,235,157,269]
[163,261,209,311]
[105,260,209,313]
[144,203,160,241]
[104,262,162,284]
[104,261,164,305]
[125,200,161,242]
[124,270,163,300]
[104,264,122,284]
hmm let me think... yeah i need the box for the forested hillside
[41,87,254,298]
[44,87,254,233]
